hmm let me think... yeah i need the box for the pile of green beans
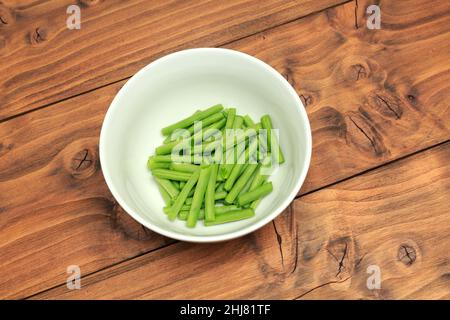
[148,104,285,228]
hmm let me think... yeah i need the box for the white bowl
[100,48,311,242]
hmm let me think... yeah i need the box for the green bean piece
[216,182,225,192]
[150,155,173,163]
[163,110,201,142]
[147,157,171,170]
[161,104,223,136]
[214,190,227,200]
[225,108,236,129]
[192,118,226,143]
[179,181,186,189]
[164,205,190,213]
[164,109,224,143]
[155,180,172,206]
[187,166,211,228]
[171,180,180,190]
[178,210,189,220]
[260,115,285,164]
[168,170,200,220]
[243,115,256,128]
[191,112,225,134]
[224,139,258,191]
[170,162,199,173]
[155,139,185,155]
[241,168,257,195]
[154,177,180,199]
[179,208,205,221]
[214,205,239,215]
[225,164,258,203]
[237,182,273,206]
[247,164,269,209]
[152,169,192,181]
[204,208,255,226]
[232,115,244,129]
[250,198,262,210]
[205,164,218,222]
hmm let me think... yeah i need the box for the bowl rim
[99,47,312,243]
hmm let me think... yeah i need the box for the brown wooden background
[0,0,449,299]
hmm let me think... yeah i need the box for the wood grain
[1,0,449,299]
[0,81,174,299]
[226,0,450,193]
[33,142,450,299]
[0,0,345,120]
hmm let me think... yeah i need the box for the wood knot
[351,64,367,81]
[70,148,96,178]
[345,111,388,157]
[398,245,416,266]
[30,27,48,45]
[368,92,404,120]
[326,236,354,279]
[0,4,14,26]
[300,94,313,107]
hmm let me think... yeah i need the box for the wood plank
[1,0,449,299]
[226,0,450,193]
[0,81,174,299]
[0,0,345,120]
[33,141,450,299]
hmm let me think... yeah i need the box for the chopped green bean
[214,205,239,214]
[179,208,205,221]
[204,208,255,226]
[205,164,218,222]
[167,170,200,220]
[225,108,236,129]
[171,180,180,190]
[154,177,180,199]
[261,115,285,164]
[225,164,258,203]
[192,118,226,142]
[147,158,171,170]
[155,180,172,206]
[238,182,273,206]
[150,155,173,163]
[170,162,199,173]
[163,111,225,143]
[243,115,255,128]
[216,182,225,192]
[232,116,244,129]
[224,139,258,191]
[187,166,211,227]
[152,169,192,181]
[162,104,223,136]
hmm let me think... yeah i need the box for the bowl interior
[100,49,311,241]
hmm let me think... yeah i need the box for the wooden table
[0,0,449,300]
